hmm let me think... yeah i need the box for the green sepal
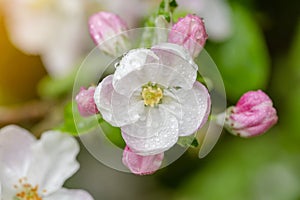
[177,135,199,148]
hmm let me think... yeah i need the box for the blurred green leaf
[38,70,76,99]
[272,21,300,149]
[206,3,270,102]
[58,102,99,135]
[58,102,125,148]
[175,135,300,200]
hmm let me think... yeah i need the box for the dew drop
[114,62,120,68]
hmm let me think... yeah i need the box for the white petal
[94,75,144,127]
[111,93,145,127]
[0,125,35,194]
[121,108,164,138]
[113,63,197,98]
[122,110,179,156]
[112,48,158,96]
[114,48,158,82]
[26,131,80,195]
[151,43,197,88]
[152,43,197,68]
[113,44,197,96]
[160,81,211,136]
[44,188,94,200]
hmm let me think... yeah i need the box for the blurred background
[0,0,299,199]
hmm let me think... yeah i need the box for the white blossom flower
[0,125,94,200]
[94,43,211,156]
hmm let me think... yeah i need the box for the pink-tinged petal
[89,12,129,57]
[0,125,35,195]
[122,146,163,175]
[121,111,179,156]
[26,131,80,195]
[44,188,94,200]
[94,75,117,126]
[160,81,211,136]
[94,75,143,127]
[151,43,197,89]
[75,86,99,117]
[225,90,278,138]
[168,14,208,58]
[235,90,272,112]
[231,105,278,137]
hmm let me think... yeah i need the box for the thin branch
[0,100,54,127]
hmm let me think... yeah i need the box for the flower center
[142,84,163,107]
[14,178,44,200]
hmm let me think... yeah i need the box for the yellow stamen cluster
[14,178,44,200]
[142,85,163,107]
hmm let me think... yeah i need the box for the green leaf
[206,3,270,102]
[98,118,126,149]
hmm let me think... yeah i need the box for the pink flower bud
[122,146,164,175]
[168,14,208,58]
[75,86,99,117]
[224,90,278,138]
[89,12,129,56]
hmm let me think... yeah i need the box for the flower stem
[164,0,169,13]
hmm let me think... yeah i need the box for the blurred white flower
[95,0,152,28]
[176,0,233,41]
[0,0,159,78]
[1,0,93,78]
[0,125,94,200]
